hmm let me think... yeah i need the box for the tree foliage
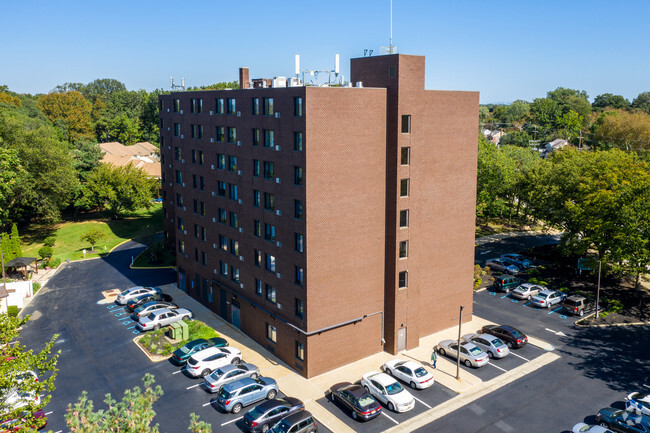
[592,109,650,152]
[80,228,107,250]
[592,93,630,110]
[631,91,650,114]
[37,91,94,143]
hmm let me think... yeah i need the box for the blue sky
[2,0,648,104]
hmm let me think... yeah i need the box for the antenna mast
[383,0,397,54]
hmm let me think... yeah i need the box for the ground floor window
[266,323,277,343]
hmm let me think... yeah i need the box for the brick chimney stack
[239,67,250,89]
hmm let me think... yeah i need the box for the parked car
[131,301,178,321]
[436,340,489,368]
[136,308,192,331]
[269,410,318,433]
[361,371,415,413]
[479,324,528,349]
[171,337,229,366]
[485,258,520,274]
[492,275,522,293]
[531,289,567,309]
[203,363,259,393]
[572,423,614,433]
[328,382,381,421]
[116,286,161,305]
[562,295,595,317]
[215,377,278,414]
[462,333,510,359]
[596,407,650,432]
[626,392,650,415]
[186,347,242,378]
[511,283,543,300]
[381,359,434,389]
[125,292,173,312]
[500,253,534,269]
[242,397,304,433]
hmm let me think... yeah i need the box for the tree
[503,100,530,128]
[10,223,22,258]
[530,97,561,129]
[65,373,211,433]
[38,245,53,261]
[499,131,532,148]
[81,78,127,104]
[0,313,60,432]
[556,109,583,141]
[37,91,94,143]
[80,229,107,251]
[592,93,630,110]
[592,109,650,152]
[76,163,158,219]
[73,139,104,181]
[476,135,516,225]
[631,91,650,114]
[0,147,27,229]
[0,224,23,261]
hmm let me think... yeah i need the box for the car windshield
[146,313,155,321]
[217,388,232,399]
[468,346,483,356]
[271,420,292,433]
[179,346,191,354]
[385,381,403,395]
[414,367,428,377]
[490,338,504,347]
[358,395,376,406]
[508,329,522,337]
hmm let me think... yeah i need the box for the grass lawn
[21,204,163,263]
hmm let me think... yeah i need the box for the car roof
[367,372,397,386]
[281,410,313,424]
[223,377,256,391]
[151,308,172,317]
[185,339,207,348]
[193,346,224,359]
[345,384,368,398]
[537,289,556,295]
[253,398,287,412]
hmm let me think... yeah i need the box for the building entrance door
[219,289,227,319]
[231,303,241,329]
[397,327,407,352]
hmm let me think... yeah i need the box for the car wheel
[261,424,270,433]
[231,403,243,414]
[599,422,610,428]
[438,348,446,356]
[506,341,513,349]
[201,369,210,378]
[330,393,336,402]
[267,389,277,400]
[464,359,472,368]
[251,373,259,379]
[363,385,370,393]
[505,288,510,293]
[232,358,241,364]
[410,381,417,390]
[527,295,532,300]
[487,351,494,359]
[388,402,395,412]
[547,303,552,309]
[352,411,358,420]
[154,324,160,331]
[579,309,584,317]
[387,368,393,376]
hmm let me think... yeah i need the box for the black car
[125,292,172,312]
[479,324,527,349]
[242,397,304,432]
[596,407,650,432]
[329,382,381,421]
[270,410,317,433]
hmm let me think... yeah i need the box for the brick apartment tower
[159,54,478,378]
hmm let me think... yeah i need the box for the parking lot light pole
[456,305,465,380]
[596,260,601,318]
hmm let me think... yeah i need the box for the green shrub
[559,287,569,292]
[7,306,19,317]
[606,299,624,313]
[538,280,549,286]
[37,246,53,261]
[33,282,41,294]
[50,258,62,268]
[528,277,539,284]
[44,236,56,247]
[526,268,541,276]
[162,343,174,355]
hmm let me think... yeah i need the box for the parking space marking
[44,411,53,416]
[487,362,507,372]
[522,301,532,306]
[172,370,183,375]
[548,307,563,315]
[381,411,400,425]
[509,352,530,362]
[220,416,242,426]
[202,401,213,407]
[186,384,200,390]
[53,430,62,433]
[413,395,432,409]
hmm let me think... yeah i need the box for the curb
[574,310,650,328]
[133,334,173,363]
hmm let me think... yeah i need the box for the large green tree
[631,91,650,114]
[592,93,630,110]
[37,91,94,144]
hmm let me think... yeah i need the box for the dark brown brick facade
[159,54,477,378]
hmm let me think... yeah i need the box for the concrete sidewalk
[155,283,555,433]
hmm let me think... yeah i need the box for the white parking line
[202,401,213,407]
[221,416,242,426]
[413,396,432,409]
[172,370,183,375]
[186,384,200,390]
[487,362,507,372]
[53,431,62,433]
[509,352,530,362]
[381,411,399,424]
[44,411,53,416]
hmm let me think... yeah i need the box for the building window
[227,127,237,143]
[198,98,203,113]
[173,98,180,113]
[253,190,261,207]
[218,181,226,197]
[174,146,181,161]
[294,200,303,220]
[263,97,274,116]
[401,115,411,133]
[230,240,239,256]
[220,261,228,277]
[217,154,226,170]
[201,226,207,241]
[254,220,261,237]
[264,192,275,211]
[295,341,304,360]
[294,132,303,151]
[265,254,276,272]
[176,193,183,207]
[265,285,276,304]
[216,98,224,114]
[216,126,225,142]
[294,167,303,186]
[295,266,304,285]
[175,170,182,184]
[295,299,304,318]
[400,179,410,197]
[294,97,303,117]
[401,147,410,165]
[253,159,260,177]
[218,208,227,224]
[389,65,396,78]
[194,224,199,238]
[198,125,203,140]
[192,174,197,189]
[266,322,277,342]
[399,240,409,258]
[229,212,239,228]
[255,278,262,296]
[231,267,240,283]
[252,97,260,115]
[227,98,236,114]
[254,249,262,267]
[178,240,185,254]
[263,130,274,148]
[219,234,227,251]
[229,184,238,201]
[190,98,196,113]
[263,161,274,179]
[400,209,409,228]
[201,251,207,266]
[295,233,304,253]
[228,155,237,171]
[174,123,181,137]
[191,124,196,139]
[177,217,184,231]
[252,128,260,146]
[199,176,205,190]
[399,271,408,288]
[264,223,276,242]
[193,199,198,214]
[200,201,205,216]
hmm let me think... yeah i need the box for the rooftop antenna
[170,77,186,91]
[383,0,397,54]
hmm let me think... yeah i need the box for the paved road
[474,231,561,266]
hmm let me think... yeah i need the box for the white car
[136,308,192,331]
[462,333,510,359]
[116,286,161,305]
[571,423,614,433]
[626,392,650,415]
[382,359,434,390]
[361,371,415,413]
[531,289,567,308]
[436,340,489,368]
[510,283,543,300]
[186,347,243,378]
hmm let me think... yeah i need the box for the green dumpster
[177,320,189,340]
[167,322,181,339]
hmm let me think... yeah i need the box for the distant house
[545,139,568,154]
[481,129,504,144]
[99,141,161,178]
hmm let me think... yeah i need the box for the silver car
[202,363,260,393]
[485,258,520,274]
[136,308,192,331]
[131,301,178,320]
[462,333,510,359]
[115,286,161,305]
[531,289,566,308]
[436,340,489,368]
[511,283,544,300]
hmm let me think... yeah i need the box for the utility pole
[456,305,465,380]
[596,260,602,318]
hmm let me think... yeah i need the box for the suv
[215,377,278,414]
[270,410,318,433]
[493,275,521,293]
[561,295,593,317]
